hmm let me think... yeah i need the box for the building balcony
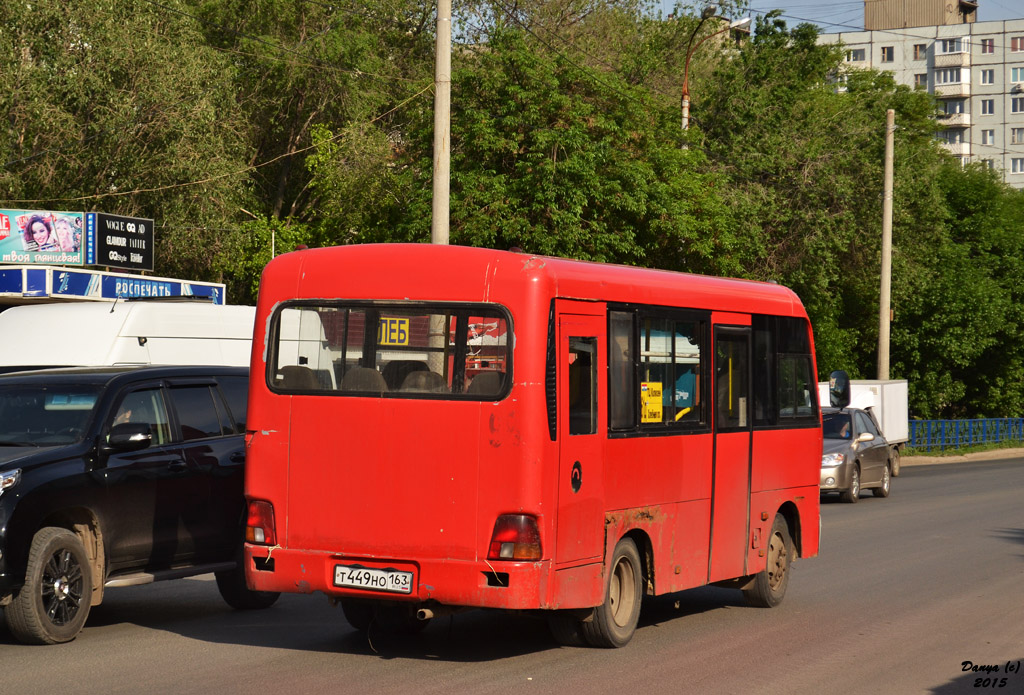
[937,112,972,128]
[934,52,971,69]
[939,141,971,157]
[934,82,971,98]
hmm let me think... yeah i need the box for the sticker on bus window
[641,382,663,423]
[377,317,410,346]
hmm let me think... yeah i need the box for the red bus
[243,244,822,647]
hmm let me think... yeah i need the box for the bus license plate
[334,564,413,594]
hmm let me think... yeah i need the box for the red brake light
[246,500,277,546]
[488,514,541,561]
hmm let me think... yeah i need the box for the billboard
[0,209,84,266]
[0,266,225,304]
[0,209,155,271]
[86,212,154,271]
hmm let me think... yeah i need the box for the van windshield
[0,385,100,446]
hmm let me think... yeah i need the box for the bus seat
[382,360,428,391]
[341,366,388,393]
[278,365,319,390]
[400,370,448,394]
[467,371,504,396]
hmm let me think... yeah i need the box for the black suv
[0,365,278,644]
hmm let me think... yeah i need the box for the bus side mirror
[829,370,850,409]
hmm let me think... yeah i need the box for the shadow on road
[930,658,1024,694]
[0,577,745,660]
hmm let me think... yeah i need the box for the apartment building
[819,5,1024,187]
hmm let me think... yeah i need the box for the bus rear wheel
[582,537,642,648]
[743,514,793,608]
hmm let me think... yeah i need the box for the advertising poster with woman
[0,209,84,265]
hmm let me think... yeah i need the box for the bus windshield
[269,303,511,398]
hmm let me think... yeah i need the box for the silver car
[820,407,892,503]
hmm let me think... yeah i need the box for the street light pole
[681,5,718,132]
[431,0,451,246]
[878,109,895,380]
[681,13,751,132]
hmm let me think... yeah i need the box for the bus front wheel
[582,537,642,648]
[743,514,793,608]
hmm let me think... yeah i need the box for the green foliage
[2,2,1024,417]
[358,25,742,277]
[0,0,254,283]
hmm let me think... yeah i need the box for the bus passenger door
[709,326,752,582]
[555,307,606,566]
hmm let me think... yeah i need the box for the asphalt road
[3,457,1022,695]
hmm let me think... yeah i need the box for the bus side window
[568,337,597,435]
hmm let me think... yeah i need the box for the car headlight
[821,452,845,467]
[0,468,21,498]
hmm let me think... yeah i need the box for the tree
[0,0,253,284]
[340,23,741,277]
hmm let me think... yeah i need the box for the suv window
[168,385,231,440]
[218,376,248,432]
[110,388,171,444]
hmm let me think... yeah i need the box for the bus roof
[262,244,808,318]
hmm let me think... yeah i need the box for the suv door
[165,378,247,564]
[98,384,194,571]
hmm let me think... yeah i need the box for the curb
[901,447,1024,465]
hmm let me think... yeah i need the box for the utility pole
[878,109,895,380]
[431,0,451,246]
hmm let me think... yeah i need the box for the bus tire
[5,527,93,644]
[341,599,429,635]
[840,465,860,503]
[547,611,590,647]
[215,563,280,610]
[743,514,793,608]
[341,599,374,632]
[582,538,642,648]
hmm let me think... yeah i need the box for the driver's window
[855,412,875,439]
[110,388,171,445]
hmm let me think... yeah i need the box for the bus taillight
[488,514,541,560]
[246,500,277,545]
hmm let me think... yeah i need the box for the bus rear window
[269,303,511,399]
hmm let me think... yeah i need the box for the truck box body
[818,379,908,444]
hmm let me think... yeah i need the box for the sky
[658,1,1023,32]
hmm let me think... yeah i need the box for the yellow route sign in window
[641,382,663,423]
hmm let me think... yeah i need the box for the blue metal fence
[908,418,1024,452]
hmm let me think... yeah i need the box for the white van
[0,300,256,372]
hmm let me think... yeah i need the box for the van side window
[168,385,228,440]
[568,337,597,435]
[608,306,708,435]
[752,315,818,426]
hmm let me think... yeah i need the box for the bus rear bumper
[244,544,558,610]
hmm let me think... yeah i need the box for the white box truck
[0,300,255,371]
[818,379,908,476]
